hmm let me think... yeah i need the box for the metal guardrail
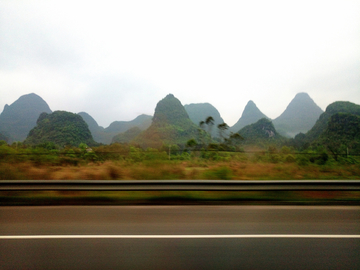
[1,180,360,191]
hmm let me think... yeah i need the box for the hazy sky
[1,0,359,127]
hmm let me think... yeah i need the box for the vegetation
[237,118,286,147]
[132,94,200,148]
[1,94,359,186]
[0,132,9,143]
[24,111,98,147]
[0,141,359,180]
[315,113,360,158]
[112,127,142,143]
[301,101,360,144]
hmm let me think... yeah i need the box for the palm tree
[198,121,206,146]
[199,121,205,130]
[205,116,214,142]
[217,122,229,141]
[228,132,244,148]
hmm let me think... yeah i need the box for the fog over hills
[78,112,108,144]
[230,100,268,133]
[78,112,152,144]
[0,93,52,143]
[184,103,225,138]
[1,92,357,148]
[105,114,152,134]
[273,92,323,137]
[78,112,104,131]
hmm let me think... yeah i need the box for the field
[1,152,360,180]
[1,144,359,205]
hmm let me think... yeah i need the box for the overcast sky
[1,0,359,127]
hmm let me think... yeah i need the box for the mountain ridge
[78,112,152,144]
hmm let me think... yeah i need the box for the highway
[0,205,359,269]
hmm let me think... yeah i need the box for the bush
[203,166,232,180]
[284,154,296,163]
[269,154,281,163]
[309,152,328,165]
[296,155,309,166]
[0,164,26,179]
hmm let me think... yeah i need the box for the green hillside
[238,118,287,147]
[112,127,142,144]
[304,101,360,143]
[133,94,201,148]
[24,111,97,147]
[314,113,360,155]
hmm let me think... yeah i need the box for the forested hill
[302,101,360,143]
[0,93,52,143]
[238,118,286,147]
[230,100,268,133]
[151,94,190,126]
[315,113,360,155]
[133,94,200,148]
[24,111,97,147]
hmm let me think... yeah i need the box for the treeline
[0,139,359,167]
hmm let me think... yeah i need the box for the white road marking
[1,235,360,239]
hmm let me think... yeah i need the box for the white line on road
[1,235,360,239]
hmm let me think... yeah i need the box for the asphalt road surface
[0,205,359,270]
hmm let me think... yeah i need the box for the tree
[186,139,197,153]
[205,116,214,142]
[217,122,229,142]
[199,121,205,130]
[186,139,197,148]
[198,121,206,147]
[227,132,244,147]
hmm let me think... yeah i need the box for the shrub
[269,154,281,163]
[296,155,309,166]
[284,154,296,163]
[203,166,232,180]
